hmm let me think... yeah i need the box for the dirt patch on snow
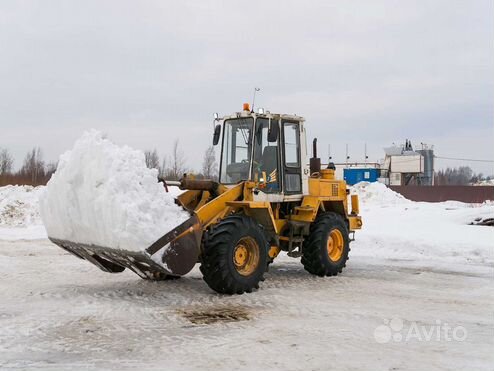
[179,306,251,325]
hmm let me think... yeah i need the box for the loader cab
[217,109,307,198]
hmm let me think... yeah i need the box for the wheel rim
[233,237,260,276]
[327,229,344,262]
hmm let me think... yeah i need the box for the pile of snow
[351,181,410,207]
[39,130,189,252]
[0,185,43,227]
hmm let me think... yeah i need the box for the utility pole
[364,143,368,166]
[346,144,349,167]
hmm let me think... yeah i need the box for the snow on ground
[351,182,493,266]
[39,130,189,252]
[474,179,494,186]
[0,185,42,227]
[0,181,493,370]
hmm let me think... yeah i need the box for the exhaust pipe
[310,138,321,175]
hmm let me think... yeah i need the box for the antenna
[252,87,260,112]
[328,144,332,161]
[364,143,368,165]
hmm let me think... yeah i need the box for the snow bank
[39,130,189,251]
[0,185,43,227]
[351,181,410,207]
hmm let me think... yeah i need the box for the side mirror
[213,112,219,120]
[213,124,221,145]
[267,119,279,142]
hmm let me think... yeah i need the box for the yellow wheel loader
[49,104,362,294]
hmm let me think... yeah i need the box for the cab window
[220,118,253,184]
[283,121,302,193]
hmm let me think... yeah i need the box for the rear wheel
[200,215,268,294]
[302,212,350,276]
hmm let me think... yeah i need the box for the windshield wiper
[238,118,250,145]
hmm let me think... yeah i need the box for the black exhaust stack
[310,138,321,175]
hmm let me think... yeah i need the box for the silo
[417,149,434,185]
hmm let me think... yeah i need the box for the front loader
[50,104,362,294]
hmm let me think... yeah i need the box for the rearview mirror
[267,119,279,142]
[213,124,221,145]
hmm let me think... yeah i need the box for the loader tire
[302,212,350,277]
[200,215,268,295]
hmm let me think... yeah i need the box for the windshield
[219,117,254,184]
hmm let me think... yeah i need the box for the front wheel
[302,212,350,276]
[200,215,268,294]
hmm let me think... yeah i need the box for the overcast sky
[1,0,493,175]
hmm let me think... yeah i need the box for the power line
[434,155,494,163]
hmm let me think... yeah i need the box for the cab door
[282,120,302,194]
[252,117,281,193]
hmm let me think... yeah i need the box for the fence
[0,174,52,187]
[389,186,494,203]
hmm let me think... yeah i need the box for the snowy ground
[0,184,493,370]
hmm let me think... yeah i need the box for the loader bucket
[49,215,202,279]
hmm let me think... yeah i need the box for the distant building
[323,140,434,186]
[322,162,381,186]
[381,140,434,186]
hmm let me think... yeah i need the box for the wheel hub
[234,246,248,266]
[233,237,260,276]
[327,229,344,262]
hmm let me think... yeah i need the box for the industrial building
[326,140,434,186]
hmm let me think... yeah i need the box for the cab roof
[220,111,305,122]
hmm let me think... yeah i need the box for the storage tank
[416,149,434,185]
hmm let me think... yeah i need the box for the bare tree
[144,149,160,170]
[45,162,58,178]
[0,148,14,175]
[168,139,187,180]
[159,154,169,178]
[201,146,217,180]
[435,166,475,185]
[20,147,45,184]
